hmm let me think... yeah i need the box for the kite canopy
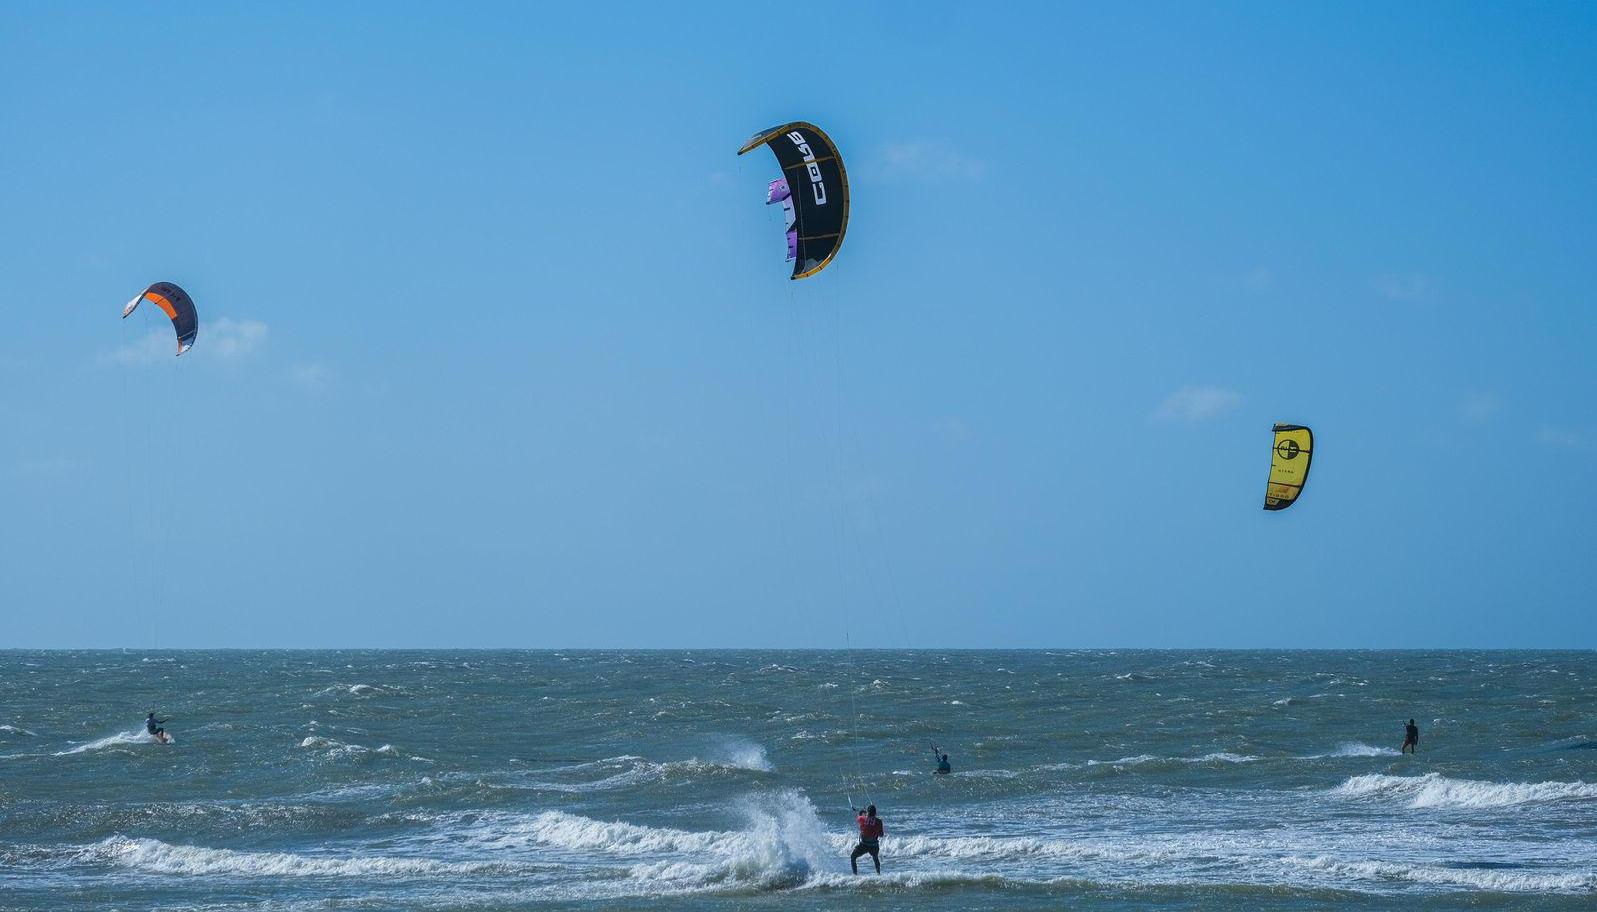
[122,282,198,355]
[1264,424,1313,511]
[738,121,849,279]
[766,178,798,262]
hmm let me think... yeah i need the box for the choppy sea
[2,650,1595,910]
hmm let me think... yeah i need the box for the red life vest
[857,814,884,840]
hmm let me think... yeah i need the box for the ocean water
[2,650,1595,911]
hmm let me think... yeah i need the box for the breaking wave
[439,789,834,892]
[298,736,404,760]
[1081,752,1260,769]
[85,835,529,878]
[707,736,773,772]
[1334,773,1597,809]
[521,749,774,792]
[1286,854,1597,893]
[311,683,396,699]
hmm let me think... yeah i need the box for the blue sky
[1,2,1593,648]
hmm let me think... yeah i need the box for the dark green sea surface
[2,650,1594,910]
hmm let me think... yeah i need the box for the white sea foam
[430,803,1367,900]
[1085,753,1160,766]
[1286,854,1597,893]
[299,735,347,750]
[310,682,392,699]
[546,754,645,770]
[45,803,1597,901]
[5,823,1535,900]
[798,868,1019,891]
[0,724,38,737]
[952,767,1019,779]
[1083,752,1259,768]
[883,831,1189,866]
[1192,751,1258,764]
[1303,742,1398,759]
[708,736,773,772]
[1334,773,1597,809]
[88,836,523,879]
[532,790,833,891]
[298,735,395,759]
[55,729,164,755]
[501,809,731,854]
[522,749,774,793]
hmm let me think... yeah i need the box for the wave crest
[87,836,521,879]
[1287,854,1597,893]
[1334,773,1597,809]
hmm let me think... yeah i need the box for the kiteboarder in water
[850,805,884,874]
[1401,719,1419,754]
[933,746,951,774]
[146,712,169,744]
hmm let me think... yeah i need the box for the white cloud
[1538,427,1592,452]
[1243,267,1274,292]
[877,141,986,181]
[935,416,969,441]
[289,363,333,391]
[1373,272,1433,303]
[1458,392,1502,424]
[102,329,176,367]
[1153,385,1243,423]
[13,456,85,477]
[103,317,268,366]
[208,318,269,359]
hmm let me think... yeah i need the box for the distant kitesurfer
[1401,719,1419,754]
[850,804,884,874]
[933,746,951,774]
[146,712,169,744]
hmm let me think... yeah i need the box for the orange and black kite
[122,282,198,355]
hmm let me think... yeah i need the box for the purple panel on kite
[786,229,798,262]
[766,178,791,205]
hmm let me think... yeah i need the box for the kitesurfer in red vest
[850,804,884,874]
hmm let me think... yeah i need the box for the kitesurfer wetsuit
[934,747,951,774]
[850,806,884,874]
[146,714,167,741]
[1402,720,1419,754]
